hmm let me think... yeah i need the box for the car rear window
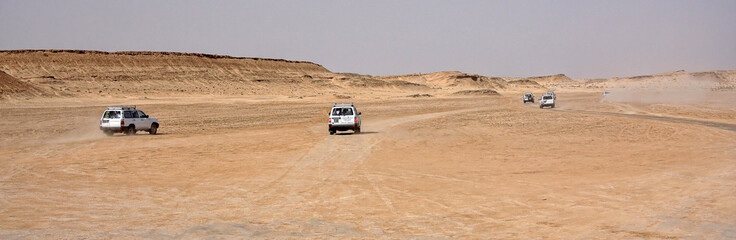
[103,111,121,119]
[332,108,354,116]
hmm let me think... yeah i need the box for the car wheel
[329,130,335,135]
[126,125,136,135]
[355,127,361,134]
[149,124,158,135]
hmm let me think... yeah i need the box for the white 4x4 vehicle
[539,95,556,108]
[523,93,535,103]
[99,106,159,136]
[328,103,361,135]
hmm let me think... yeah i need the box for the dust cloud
[47,117,107,144]
[602,76,718,104]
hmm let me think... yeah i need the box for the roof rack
[107,105,136,110]
[333,102,354,107]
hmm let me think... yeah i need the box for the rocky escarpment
[0,50,337,97]
[0,70,47,99]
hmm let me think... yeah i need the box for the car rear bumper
[100,126,126,133]
[329,123,359,131]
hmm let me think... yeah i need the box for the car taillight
[329,119,332,123]
[121,120,124,126]
[354,119,358,123]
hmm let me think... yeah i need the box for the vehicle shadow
[335,131,379,136]
[107,132,170,137]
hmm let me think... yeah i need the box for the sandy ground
[1,92,735,239]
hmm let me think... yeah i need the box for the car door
[101,110,121,128]
[122,111,133,128]
[137,110,151,130]
[341,108,354,124]
[137,110,152,129]
[129,110,145,130]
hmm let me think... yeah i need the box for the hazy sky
[1,0,734,78]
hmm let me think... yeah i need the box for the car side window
[138,110,145,117]
[123,111,133,118]
[131,111,139,118]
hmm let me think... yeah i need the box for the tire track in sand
[248,107,491,215]
[562,109,736,133]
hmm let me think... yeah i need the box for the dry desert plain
[1,50,736,239]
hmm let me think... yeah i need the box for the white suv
[539,95,555,108]
[99,106,159,136]
[328,103,361,135]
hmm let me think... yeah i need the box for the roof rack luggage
[333,102,354,107]
[107,105,136,110]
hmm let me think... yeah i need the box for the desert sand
[1,50,735,239]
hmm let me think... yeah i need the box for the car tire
[126,125,136,135]
[149,123,158,135]
[329,130,335,135]
[355,127,361,134]
[539,105,543,108]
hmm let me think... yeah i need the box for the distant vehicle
[546,91,557,100]
[99,105,159,136]
[328,103,361,135]
[540,95,556,108]
[523,93,535,103]
[603,90,611,96]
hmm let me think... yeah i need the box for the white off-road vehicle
[99,106,159,136]
[539,95,555,108]
[328,103,361,135]
[523,93,535,103]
